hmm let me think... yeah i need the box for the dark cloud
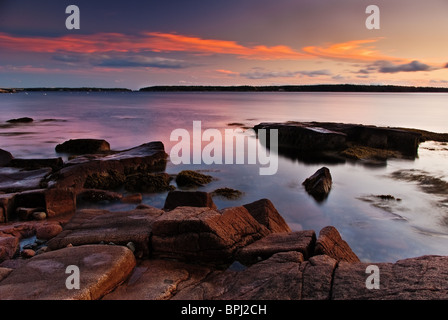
[52,54,82,63]
[355,68,371,74]
[241,69,331,79]
[332,74,345,80]
[376,60,431,73]
[444,63,448,68]
[91,55,195,69]
[300,70,332,77]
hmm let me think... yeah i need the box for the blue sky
[1,0,448,89]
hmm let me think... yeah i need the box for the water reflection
[1,91,448,262]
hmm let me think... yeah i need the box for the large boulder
[55,139,110,154]
[243,198,291,233]
[163,191,217,211]
[50,141,168,191]
[254,122,422,161]
[314,226,360,263]
[7,158,63,172]
[0,245,136,300]
[0,193,17,223]
[236,231,316,265]
[46,207,164,257]
[254,122,347,152]
[302,167,332,202]
[151,206,270,264]
[14,188,76,218]
[0,236,19,262]
[35,222,63,241]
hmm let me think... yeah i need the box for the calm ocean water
[1,91,448,262]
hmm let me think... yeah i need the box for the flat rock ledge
[0,245,136,300]
[0,197,447,300]
[254,121,425,163]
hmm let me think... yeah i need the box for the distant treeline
[0,87,132,93]
[3,85,448,94]
[139,84,448,93]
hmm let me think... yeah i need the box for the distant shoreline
[139,84,448,93]
[2,84,448,93]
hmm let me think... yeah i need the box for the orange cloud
[215,69,239,75]
[302,38,404,63]
[0,32,417,64]
[0,32,308,60]
[0,32,143,53]
[142,32,308,60]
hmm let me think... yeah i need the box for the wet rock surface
[0,149,13,167]
[0,245,136,300]
[175,170,213,187]
[50,141,168,191]
[55,139,110,154]
[46,207,164,258]
[163,190,217,211]
[254,121,424,162]
[1,138,448,300]
[302,167,333,202]
[0,196,447,300]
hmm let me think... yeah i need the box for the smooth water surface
[1,91,448,262]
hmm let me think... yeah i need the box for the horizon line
[2,83,448,93]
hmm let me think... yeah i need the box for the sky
[1,0,448,90]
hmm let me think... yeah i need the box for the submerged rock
[7,158,63,172]
[0,167,52,193]
[302,167,332,202]
[175,170,213,188]
[77,189,123,203]
[124,172,173,193]
[6,117,33,124]
[121,194,142,204]
[211,187,243,200]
